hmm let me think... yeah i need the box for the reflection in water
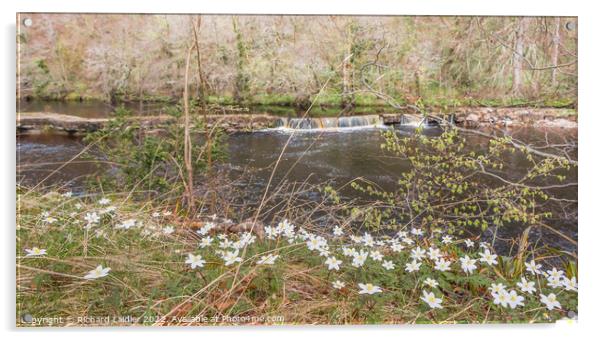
[18,99,170,118]
[17,99,400,119]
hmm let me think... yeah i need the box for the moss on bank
[20,90,577,114]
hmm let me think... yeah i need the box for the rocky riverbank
[447,107,577,128]
[16,107,578,135]
[16,112,281,135]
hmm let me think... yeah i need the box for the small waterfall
[276,115,383,130]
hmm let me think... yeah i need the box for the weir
[275,115,385,130]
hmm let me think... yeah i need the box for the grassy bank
[17,188,577,326]
[20,91,577,112]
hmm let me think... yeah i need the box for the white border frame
[3,1,598,339]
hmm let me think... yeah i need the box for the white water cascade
[275,115,384,130]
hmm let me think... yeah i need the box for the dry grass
[16,187,577,327]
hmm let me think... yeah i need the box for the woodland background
[17,14,577,108]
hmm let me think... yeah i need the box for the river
[16,101,578,255]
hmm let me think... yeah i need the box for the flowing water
[16,102,578,254]
[275,115,384,129]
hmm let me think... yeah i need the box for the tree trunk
[192,16,206,107]
[183,45,195,211]
[232,17,248,104]
[341,21,354,113]
[192,17,211,171]
[192,17,215,212]
[512,18,527,94]
[551,17,561,86]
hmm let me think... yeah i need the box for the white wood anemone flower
[421,290,443,309]
[43,216,57,224]
[563,276,578,292]
[332,225,344,237]
[382,260,395,270]
[540,293,562,310]
[358,283,382,295]
[525,260,542,275]
[84,212,100,227]
[222,250,242,266]
[517,277,537,294]
[489,283,507,295]
[411,247,426,261]
[84,265,111,280]
[492,290,510,308]
[185,254,206,269]
[434,258,451,272]
[369,250,383,262]
[332,280,346,290]
[460,255,477,274]
[405,259,421,273]
[24,247,47,257]
[478,249,498,265]
[199,236,213,248]
[507,290,525,309]
[423,278,439,288]
[351,250,368,268]
[257,254,279,265]
[325,256,342,271]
